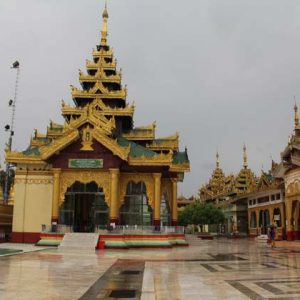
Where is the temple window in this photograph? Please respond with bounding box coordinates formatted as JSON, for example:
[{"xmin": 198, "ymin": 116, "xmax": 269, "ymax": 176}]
[{"xmin": 119, "ymin": 182, "xmax": 152, "ymax": 226}]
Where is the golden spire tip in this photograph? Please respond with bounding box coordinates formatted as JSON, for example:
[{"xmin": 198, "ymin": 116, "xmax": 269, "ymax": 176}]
[
  {"xmin": 294, "ymin": 97, "xmax": 299, "ymax": 128},
  {"xmin": 243, "ymin": 143, "xmax": 248, "ymax": 169},
  {"xmin": 216, "ymin": 151, "xmax": 220, "ymax": 169}
]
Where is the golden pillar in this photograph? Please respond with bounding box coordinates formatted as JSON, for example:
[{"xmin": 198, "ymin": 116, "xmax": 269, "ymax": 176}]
[
  {"xmin": 255, "ymin": 209, "xmax": 260, "ymax": 235},
  {"xmin": 52, "ymin": 168, "xmax": 61, "ymax": 222},
  {"xmin": 279, "ymin": 203, "xmax": 285, "ymax": 228},
  {"xmin": 171, "ymin": 179, "xmax": 178, "ymax": 226},
  {"xmin": 286, "ymin": 199, "xmax": 293, "ymax": 240},
  {"xmin": 269, "ymin": 207, "xmax": 274, "ymax": 226},
  {"xmin": 294, "ymin": 201, "xmax": 300, "ymax": 239},
  {"xmin": 153, "ymin": 173, "xmax": 161, "ymax": 226},
  {"xmin": 109, "ymin": 168, "xmax": 120, "ymax": 224}
]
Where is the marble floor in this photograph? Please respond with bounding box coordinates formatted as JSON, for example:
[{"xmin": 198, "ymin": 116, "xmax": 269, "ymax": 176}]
[{"xmin": 1, "ymin": 236, "xmax": 300, "ymax": 299}]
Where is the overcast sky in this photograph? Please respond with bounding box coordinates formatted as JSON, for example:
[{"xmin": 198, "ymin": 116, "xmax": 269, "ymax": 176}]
[{"xmin": 0, "ymin": 0, "xmax": 299, "ymax": 196}]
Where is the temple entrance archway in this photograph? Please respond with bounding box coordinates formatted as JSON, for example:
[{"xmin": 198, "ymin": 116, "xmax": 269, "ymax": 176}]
[
  {"xmin": 161, "ymin": 192, "xmax": 171, "ymax": 226},
  {"xmin": 119, "ymin": 181, "xmax": 153, "ymax": 226},
  {"xmin": 59, "ymin": 181, "xmax": 108, "ymax": 232},
  {"xmin": 259, "ymin": 209, "xmax": 270, "ymax": 235}
]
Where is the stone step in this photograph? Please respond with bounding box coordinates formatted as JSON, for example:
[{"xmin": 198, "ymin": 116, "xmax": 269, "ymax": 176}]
[{"xmin": 59, "ymin": 233, "xmax": 99, "ymax": 251}]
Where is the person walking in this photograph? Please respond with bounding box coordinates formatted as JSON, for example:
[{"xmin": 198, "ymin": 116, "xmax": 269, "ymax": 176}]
[{"xmin": 268, "ymin": 225, "xmax": 276, "ymax": 248}]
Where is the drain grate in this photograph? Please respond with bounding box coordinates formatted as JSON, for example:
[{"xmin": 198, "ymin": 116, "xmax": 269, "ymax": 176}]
[
  {"xmin": 121, "ymin": 270, "xmax": 141, "ymax": 275},
  {"xmin": 109, "ymin": 289, "xmax": 136, "ymax": 298}
]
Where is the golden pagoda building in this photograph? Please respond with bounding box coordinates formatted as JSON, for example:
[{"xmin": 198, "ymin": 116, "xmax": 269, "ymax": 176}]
[
  {"xmin": 200, "ymin": 146, "xmax": 256, "ymax": 235},
  {"xmin": 231, "ymin": 145, "xmax": 257, "ymax": 195},
  {"xmin": 273, "ymin": 104, "xmax": 300, "ymax": 241},
  {"xmin": 247, "ymin": 168, "xmax": 284, "ymax": 238},
  {"xmin": 215, "ymin": 145, "xmax": 256, "ymax": 235},
  {"xmin": 5, "ymin": 6, "xmax": 190, "ymax": 243},
  {"xmin": 199, "ymin": 152, "xmax": 234, "ymax": 203}
]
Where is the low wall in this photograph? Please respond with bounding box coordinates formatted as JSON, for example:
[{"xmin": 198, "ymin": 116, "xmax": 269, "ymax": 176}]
[{"xmin": 37, "ymin": 233, "xmax": 188, "ymax": 248}]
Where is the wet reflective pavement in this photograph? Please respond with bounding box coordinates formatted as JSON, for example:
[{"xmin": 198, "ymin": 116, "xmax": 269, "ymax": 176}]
[{"xmin": 2, "ymin": 237, "xmax": 300, "ymax": 299}]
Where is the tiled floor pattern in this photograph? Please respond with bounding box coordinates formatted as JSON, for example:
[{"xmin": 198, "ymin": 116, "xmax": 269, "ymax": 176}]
[
  {"xmin": 2, "ymin": 238, "xmax": 300, "ymax": 299},
  {"xmin": 80, "ymin": 259, "xmax": 144, "ymax": 299}
]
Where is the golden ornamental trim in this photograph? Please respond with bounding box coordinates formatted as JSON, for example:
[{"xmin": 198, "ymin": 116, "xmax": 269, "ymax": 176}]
[
  {"xmin": 128, "ymin": 152, "xmax": 173, "ymax": 166},
  {"xmin": 92, "ymin": 130, "xmax": 130, "ymax": 161},
  {"xmin": 66, "ymin": 106, "xmax": 115, "ymax": 135},
  {"xmin": 71, "ymin": 85, "xmax": 126, "ymax": 100},
  {"xmin": 92, "ymin": 48, "xmax": 113, "ymax": 58},
  {"xmin": 169, "ymin": 163, "xmax": 190, "ymax": 172},
  {"xmin": 79, "ymin": 69, "xmax": 121, "ymax": 84},
  {"xmin": 286, "ymin": 179, "xmax": 300, "ymax": 196},
  {"xmin": 86, "ymin": 58, "xmax": 116, "ymax": 70},
  {"xmin": 14, "ymin": 178, "xmax": 53, "ymax": 185},
  {"xmin": 40, "ymin": 130, "xmax": 80, "ymax": 160},
  {"xmin": 59, "ymin": 171, "xmax": 110, "ymax": 206}
]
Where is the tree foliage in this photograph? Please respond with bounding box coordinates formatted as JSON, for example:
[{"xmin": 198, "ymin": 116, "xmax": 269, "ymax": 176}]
[
  {"xmin": 178, "ymin": 202, "xmax": 225, "ymax": 226},
  {"xmin": 0, "ymin": 168, "xmax": 15, "ymax": 195}
]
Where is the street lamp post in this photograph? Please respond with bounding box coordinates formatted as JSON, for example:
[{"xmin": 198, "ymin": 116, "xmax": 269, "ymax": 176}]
[{"xmin": 3, "ymin": 61, "xmax": 20, "ymax": 205}]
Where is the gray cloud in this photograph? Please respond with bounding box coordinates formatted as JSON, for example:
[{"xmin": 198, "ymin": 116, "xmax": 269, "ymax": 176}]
[{"xmin": 0, "ymin": 0, "xmax": 298, "ymax": 196}]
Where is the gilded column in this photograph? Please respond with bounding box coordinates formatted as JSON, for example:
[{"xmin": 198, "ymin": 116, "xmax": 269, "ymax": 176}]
[
  {"xmin": 294, "ymin": 201, "xmax": 300, "ymax": 239},
  {"xmin": 286, "ymin": 199, "xmax": 293, "ymax": 241},
  {"xmin": 171, "ymin": 179, "xmax": 178, "ymax": 226},
  {"xmin": 269, "ymin": 207, "xmax": 274, "ymax": 226},
  {"xmin": 109, "ymin": 169, "xmax": 120, "ymax": 224},
  {"xmin": 153, "ymin": 173, "xmax": 161, "ymax": 227},
  {"xmin": 52, "ymin": 168, "xmax": 61, "ymax": 222},
  {"xmin": 255, "ymin": 209, "xmax": 259, "ymax": 235}
]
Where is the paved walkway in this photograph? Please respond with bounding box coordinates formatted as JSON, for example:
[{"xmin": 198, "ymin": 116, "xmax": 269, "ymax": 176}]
[{"xmin": 1, "ymin": 237, "xmax": 300, "ymax": 299}]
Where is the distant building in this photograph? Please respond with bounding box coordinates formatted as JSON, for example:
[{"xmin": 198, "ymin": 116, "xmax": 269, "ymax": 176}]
[
  {"xmin": 274, "ymin": 104, "xmax": 300, "ymax": 241},
  {"xmin": 177, "ymin": 195, "xmax": 197, "ymax": 212},
  {"xmin": 199, "ymin": 146, "xmax": 256, "ymax": 235}
]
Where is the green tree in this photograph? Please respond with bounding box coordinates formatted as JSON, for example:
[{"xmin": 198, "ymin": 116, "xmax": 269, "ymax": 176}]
[
  {"xmin": 0, "ymin": 168, "xmax": 15, "ymax": 196},
  {"xmin": 178, "ymin": 202, "xmax": 225, "ymax": 230}
]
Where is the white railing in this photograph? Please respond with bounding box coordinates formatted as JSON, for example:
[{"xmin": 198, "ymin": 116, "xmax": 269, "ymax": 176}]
[
  {"xmin": 96, "ymin": 225, "xmax": 185, "ymax": 235},
  {"xmin": 0, "ymin": 232, "xmax": 6, "ymax": 241},
  {"xmin": 41, "ymin": 224, "xmax": 73, "ymax": 233},
  {"xmin": 41, "ymin": 224, "xmax": 184, "ymax": 235}
]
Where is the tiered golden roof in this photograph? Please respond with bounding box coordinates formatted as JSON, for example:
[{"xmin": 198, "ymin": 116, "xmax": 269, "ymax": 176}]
[
  {"xmin": 200, "ymin": 146, "xmax": 257, "ymax": 202},
  {"xmin": 232, "ymin": 145, "xmax": 257, "ymax": 194},
  {"xmin": 273, "ymin": 104, "xmax": 300, "ymax": 177},
  {"xmin": 5, "ymin": 6, "xmax": 190, "ymax": 174},
  {"xmin": 199, "ymin": 152, "xmax": 235, "ymax": 201}
]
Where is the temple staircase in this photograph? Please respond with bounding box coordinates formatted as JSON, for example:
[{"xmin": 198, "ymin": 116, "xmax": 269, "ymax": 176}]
[{"xmin": 58, "ymin": 233, "xmax": 99, "ymax": 251}]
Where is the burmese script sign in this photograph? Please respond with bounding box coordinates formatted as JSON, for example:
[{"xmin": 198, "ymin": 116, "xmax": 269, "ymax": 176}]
[{"xmin": 68, "ymin": 159, "xmax": 103, "ymax": 169}]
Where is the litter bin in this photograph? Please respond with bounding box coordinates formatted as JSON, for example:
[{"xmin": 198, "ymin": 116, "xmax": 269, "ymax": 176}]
[{"xmin": 97, "ymin": 240, "xmax": 105, "ymax": 249}]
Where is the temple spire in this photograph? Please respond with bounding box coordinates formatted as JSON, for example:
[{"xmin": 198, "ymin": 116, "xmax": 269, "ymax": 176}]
[
  {"xmin": 216, "ymin": 151, "xmax": 220, "ymax": 169},
  {"xmin": 294, "ymin": 100, "xmax": 299, "ymax": 129},
  {"xmin": 243, "ymin": 144, "xmax": 248, "ymax": 169},
  {"xmin": 100, "ymin": 3, "xmax": 109, "ymax": 46}
]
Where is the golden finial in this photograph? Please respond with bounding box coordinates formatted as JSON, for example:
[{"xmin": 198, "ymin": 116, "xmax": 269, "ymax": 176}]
[
  {"xmin": 243, "ymin": 143, "xmax": 248, "ymax": 169},
  {"xmin": 100, "ymin": 2, "xmax": 109, "ymax": 46},
  {"xmin": 294, "ymin": 97, "xmax": 299, "ymax": 128},
  {"xmin": 216, "ymin": 151, "xmax": 220, "ymax": 169}
]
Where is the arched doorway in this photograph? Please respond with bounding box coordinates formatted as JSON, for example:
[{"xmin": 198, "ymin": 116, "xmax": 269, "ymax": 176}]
[
  {"xmin": 160, "ymin": 192, "xmax": 171, "ymax": 226},
  {"xmin": 119, "ymin": 181, "xmax": 153, "ymax": 226},
  {"xmin": 273, "ymin": 207, "xmax": 281, "ymax": 227},
  {"xmin": 59, "ymin": 181, "xmax": 108, "ymax": 232},
  {"xmin": 250, "ymin": 211, "xmax": 257, "ymax": 228},
  {"xmin": 259, "ymin": 209, "xmax": 270, "ymax": 235}
]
